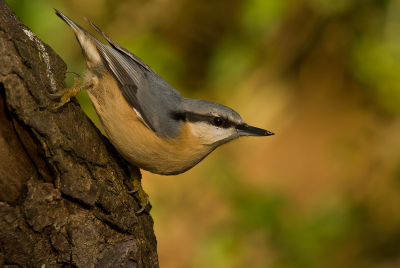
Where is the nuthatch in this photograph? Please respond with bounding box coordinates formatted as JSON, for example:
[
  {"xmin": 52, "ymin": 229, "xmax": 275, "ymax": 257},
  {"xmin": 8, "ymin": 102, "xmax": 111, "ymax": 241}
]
[{"xmin": 51, "ymin": 10, "xmax": 274, "ymax": 212}]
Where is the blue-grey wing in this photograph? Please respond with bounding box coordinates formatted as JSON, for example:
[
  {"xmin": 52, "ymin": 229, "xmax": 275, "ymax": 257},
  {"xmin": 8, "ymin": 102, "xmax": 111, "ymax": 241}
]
[
  {"xmin": 92, "ymin": 38, "xmax": 184, "ymax": 138},
  {"xmin": 84, "ymin": 18, "xmax": 184, "ymax": 136},
  {"xmin": 95, "ymin": 43, "xmax": 157, "ymax": 131}
]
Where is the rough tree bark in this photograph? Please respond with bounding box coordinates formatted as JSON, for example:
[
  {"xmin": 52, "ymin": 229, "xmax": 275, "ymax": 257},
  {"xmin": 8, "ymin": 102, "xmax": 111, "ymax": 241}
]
[{"xmin": 0, "ymin": 1, "xmax": 159, "ymax": 267}]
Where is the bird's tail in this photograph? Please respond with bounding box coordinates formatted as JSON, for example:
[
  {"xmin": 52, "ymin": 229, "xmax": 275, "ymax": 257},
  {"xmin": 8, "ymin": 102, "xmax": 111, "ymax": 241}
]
[
  {"xmin": 54, "ymin": 9, "xmax": 102, "ymax": 66},
  {"xmin": 54, "ymin": 9, "xmax": 86, "ymax": 35}
]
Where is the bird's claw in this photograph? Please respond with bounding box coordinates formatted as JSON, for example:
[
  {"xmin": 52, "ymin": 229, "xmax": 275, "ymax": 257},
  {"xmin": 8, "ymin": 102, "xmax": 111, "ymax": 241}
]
[
  {"xmin": 47, "ymin": 72, "xmax": 84, "ymax": 110},
  {"xmin": 129, "ymin": 187, "xmax": 139, "ymax": 194},
  {"xmin": 67, "ymin": 72, "xmax": 82, "ymax": 87},
  {"xmin": 129, "ymin": 179, "xmax": 150, "ymax": 214},
  {"xmin": 135, "ymin": 196, "xmax": 149, "ymax": 214},
  {"xmin": 46, "ymin": 88, "xmax": 80, "ymax": 110}
]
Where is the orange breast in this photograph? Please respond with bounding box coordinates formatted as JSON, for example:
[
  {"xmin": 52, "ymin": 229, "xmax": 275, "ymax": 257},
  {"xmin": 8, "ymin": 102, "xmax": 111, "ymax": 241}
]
[{"xmin": 85, "ymin": 70, "xmax": 212, "ymax": 175}]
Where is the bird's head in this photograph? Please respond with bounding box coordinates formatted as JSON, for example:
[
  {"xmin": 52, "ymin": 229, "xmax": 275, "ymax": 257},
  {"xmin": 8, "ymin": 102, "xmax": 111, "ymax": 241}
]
[{"xmin": 173, "ymin": 98, "xmax": 274, "ymax": 148}]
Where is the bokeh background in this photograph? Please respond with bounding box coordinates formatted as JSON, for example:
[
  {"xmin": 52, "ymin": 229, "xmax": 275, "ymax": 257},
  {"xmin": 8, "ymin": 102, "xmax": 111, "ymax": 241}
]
[{"xmin": 7, "ymin": 0, "xmax": 400, "ymax": 267}]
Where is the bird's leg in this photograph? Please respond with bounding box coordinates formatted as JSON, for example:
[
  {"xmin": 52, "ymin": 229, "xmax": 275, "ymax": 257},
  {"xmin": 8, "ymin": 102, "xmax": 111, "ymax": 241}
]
[
  {"xmin": 47, "ymin": 72, "xmax": 93, "ymax": 109},
  {"xmin": 128, "ymin": 171, "xmax": 150, "ymax": 214}
]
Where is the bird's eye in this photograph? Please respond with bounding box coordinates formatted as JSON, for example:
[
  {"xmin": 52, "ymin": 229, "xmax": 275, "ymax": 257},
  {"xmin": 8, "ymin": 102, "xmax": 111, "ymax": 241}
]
[{"xmin": 213, "ymin": 117, "xmax": 223, "ymax": 127}]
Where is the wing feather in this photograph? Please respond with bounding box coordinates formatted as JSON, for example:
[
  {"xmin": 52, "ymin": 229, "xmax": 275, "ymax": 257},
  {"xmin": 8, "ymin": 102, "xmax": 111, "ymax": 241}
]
[
  {"xmin": 85, "ymin": 18, "xmax": 157, "ymax": 75},
  {"xmin": 94, "ymin": 42, "xmax": 156, "ymax": 132},
  {"xmin": 56, "ymin": 10, "xmax": 163, "ymax": 133}
]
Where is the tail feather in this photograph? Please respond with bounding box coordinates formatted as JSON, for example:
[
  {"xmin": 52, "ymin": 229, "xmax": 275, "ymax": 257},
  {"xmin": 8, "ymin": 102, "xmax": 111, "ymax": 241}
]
[
  {"xmin": 54, "ymin": 9, "xmax": 102, "ymax": 66},
  {"xmin": 54, "ymin": 9, "xmax": 155, "ymax": 73},
  {"xmin": 54, "ymin": 9, "xmax": 83, "ymax": 32},
  {"xmin": 84, "ymin": 18, "xmax": 156, "ymax": 75}
]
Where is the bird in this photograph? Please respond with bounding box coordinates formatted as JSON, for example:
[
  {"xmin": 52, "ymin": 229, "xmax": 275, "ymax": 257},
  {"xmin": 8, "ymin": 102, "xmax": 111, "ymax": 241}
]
[{"xmin": 50, "ymin": 9, "xmax": 274, "ymax": 213}]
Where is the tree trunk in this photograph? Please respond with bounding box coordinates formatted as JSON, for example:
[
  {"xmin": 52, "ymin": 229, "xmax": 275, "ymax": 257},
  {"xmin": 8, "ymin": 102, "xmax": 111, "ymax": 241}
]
[{"xmin": 0, "ymin": 1, "xmax": 159, "ymax": 267}]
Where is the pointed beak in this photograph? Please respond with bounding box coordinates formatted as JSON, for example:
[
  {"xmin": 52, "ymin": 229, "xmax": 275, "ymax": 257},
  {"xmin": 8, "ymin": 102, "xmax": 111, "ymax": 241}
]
[{"xmin": 237, "ymin": 124, "xmax": 274, "ymax": 137}]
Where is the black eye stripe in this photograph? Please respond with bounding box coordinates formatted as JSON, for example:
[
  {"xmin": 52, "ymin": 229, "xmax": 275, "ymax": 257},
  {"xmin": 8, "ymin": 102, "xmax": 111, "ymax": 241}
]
[
  {"xmin": 171, "ymin": 112, "xmax": 186, "ymax": 122},
  {"xmin": 171, "ymin": 112, "xmax": 236, "ymax": 128}
]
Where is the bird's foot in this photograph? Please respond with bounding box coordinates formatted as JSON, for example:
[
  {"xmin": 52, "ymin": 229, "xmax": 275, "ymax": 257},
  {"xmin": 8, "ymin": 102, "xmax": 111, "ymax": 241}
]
[
  {"xmin": 47, "ymin": 72, "xmax": 89, "ymax": 110},
  {"xmin": 129, "ymin": 177, "xmax": 150, "ymax": 214}
]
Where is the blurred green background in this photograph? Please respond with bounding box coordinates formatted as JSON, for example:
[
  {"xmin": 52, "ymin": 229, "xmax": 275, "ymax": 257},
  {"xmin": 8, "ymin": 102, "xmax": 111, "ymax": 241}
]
[{"xmin": 7, "ymin": 0, "xmax": 400, "ymax": 267}]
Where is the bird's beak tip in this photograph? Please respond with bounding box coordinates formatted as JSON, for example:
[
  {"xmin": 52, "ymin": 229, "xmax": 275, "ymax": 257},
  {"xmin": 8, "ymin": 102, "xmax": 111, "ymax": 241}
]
[
  {"xmin": 265, "ymin": 130, "xmax": 274, "ymax": 136},
  {"xmin": 238, "ymin": 124, "xmax": 274, "ymax": 137}
]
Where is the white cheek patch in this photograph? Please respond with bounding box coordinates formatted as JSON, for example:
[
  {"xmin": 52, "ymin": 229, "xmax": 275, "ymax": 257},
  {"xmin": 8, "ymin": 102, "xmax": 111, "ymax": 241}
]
[{"xmin": 189, "ymin": 122, "xmax": 237, "ymax": 145}]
